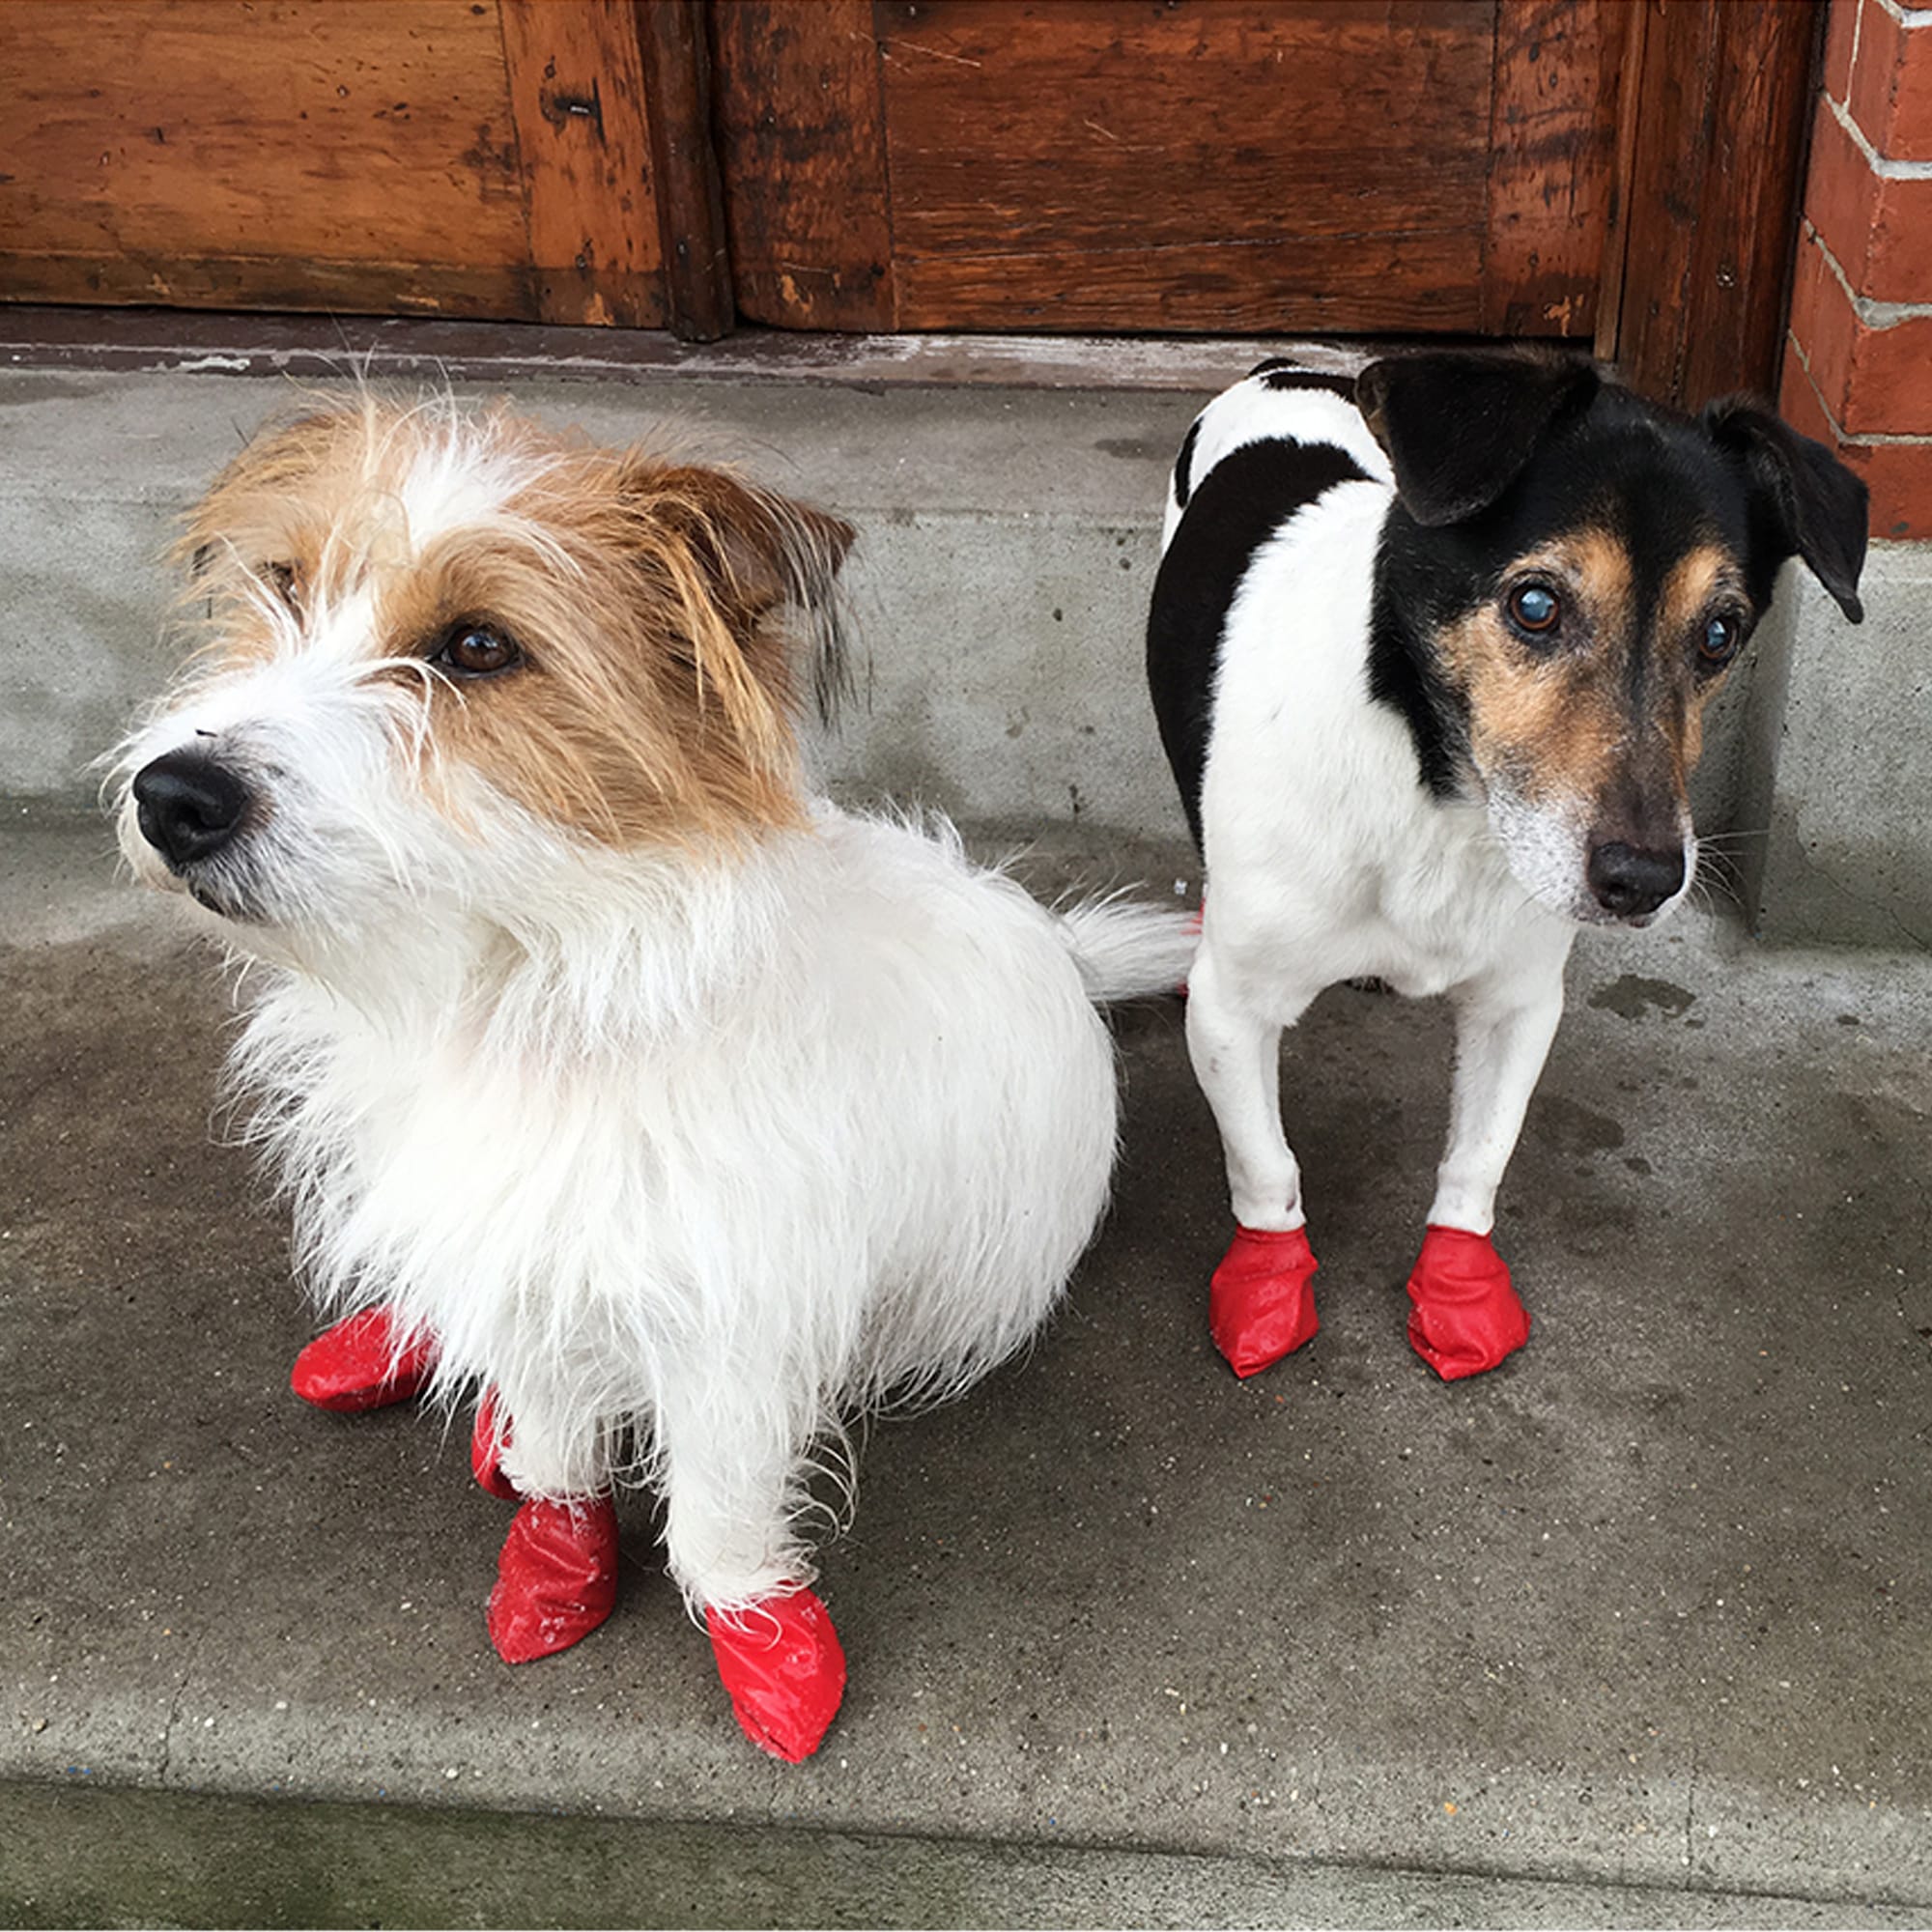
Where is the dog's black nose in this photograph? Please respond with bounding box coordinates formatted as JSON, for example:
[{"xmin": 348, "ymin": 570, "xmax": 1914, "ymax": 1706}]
[
  {"xmin": 132, "ymin": 750, "xmax": 252, "ymax": 870},
  {"xmin": 1586, "ymin": 841, "xmax": 1685, "ymax": 919}
]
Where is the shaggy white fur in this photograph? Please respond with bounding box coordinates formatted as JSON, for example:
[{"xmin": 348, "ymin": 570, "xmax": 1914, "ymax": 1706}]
[{"xmin": 116, "ymin": 398, "xmax": 1196, "ymax": 1611}]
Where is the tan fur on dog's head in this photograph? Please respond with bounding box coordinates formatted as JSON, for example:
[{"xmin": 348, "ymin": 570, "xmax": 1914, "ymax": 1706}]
[{"xmin": 181, "ymin": 396, "xmax": 853, "ymax": 850}]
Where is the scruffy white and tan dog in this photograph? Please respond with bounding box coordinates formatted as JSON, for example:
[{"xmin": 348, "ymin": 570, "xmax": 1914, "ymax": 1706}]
[{"xmin": 114, "ymin": 395, "xmax": 1192, "ymax": 1761}]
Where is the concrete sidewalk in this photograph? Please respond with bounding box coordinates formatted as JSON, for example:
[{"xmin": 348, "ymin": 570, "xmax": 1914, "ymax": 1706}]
[{"xmin": 4, "ymin": 806, "xmax": 1929, "ymax": 1926}]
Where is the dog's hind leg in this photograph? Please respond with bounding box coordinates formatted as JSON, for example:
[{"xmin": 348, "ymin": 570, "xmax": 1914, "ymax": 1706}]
[
  {"xmin": 1186, "ymin": 945, "xmax": 1323, "ymax": 1377},
  {"xmin": 1406, "ymin": 942, "xmax": 1569, "ymax": 1380},
  {"xmin": 655, "ymin": 1375, "xmax": 847, "ymax": 1764}
]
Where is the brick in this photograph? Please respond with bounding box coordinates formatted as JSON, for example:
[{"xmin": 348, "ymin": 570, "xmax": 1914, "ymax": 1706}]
[
  {"xmin": 1855, "ymin": 438, "xmax": 1932, "ymax": 539},
  {"xmin": 1825, "ymin": 0, "xmax": 1859, "ymax": 102},
  {"xmin": 1802, "ymin": 99, "xmax": 1932, "ymax": 301},
  {"xmin": 1776, "ymin": 352, "xmax": 1932, "ymax": 539},
  {"xmin": 1780, "ymin": 347, "xmax": 1841, "ymax": 445},
  {"xmin": 1785, "ymin": 228, "xmax": 1849, "ymax": 401},
  {"xmin": 1838, "ymin": 311, "xmax": 1932, "ymax": 435},
  {"xmin": 1847, "ymin": 0, "xmax": 1932, "ymax": 160},
  {"xmin": 1786, "ymin": 228, "xmax": 1932, "ymax": 434}
]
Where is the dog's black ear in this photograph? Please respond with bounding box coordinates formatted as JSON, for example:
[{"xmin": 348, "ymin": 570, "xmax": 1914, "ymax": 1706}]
[
  {"xmin": 1356, "ymin": 353, "xmax": 1601, "ymax": 526},
  {"xmin": 1702, "ymin": 398, "xmax": 1868, "ymax": 623}
]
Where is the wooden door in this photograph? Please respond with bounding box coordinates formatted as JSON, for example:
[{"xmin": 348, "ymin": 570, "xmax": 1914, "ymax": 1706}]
[
  {"xmin": 713, "ymin": 0, "xmax": 1632, "ymax": 340},
  {"xmin": 0, "ymin": 0, "xmax": 677, "ymax": 327},
  {"xmin": 0, "ymin": 0, "xmax": 1825, "ymax": 405}
]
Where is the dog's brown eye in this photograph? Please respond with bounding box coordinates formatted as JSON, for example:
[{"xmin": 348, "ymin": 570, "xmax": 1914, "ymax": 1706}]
[
  {"xmin": 432, "ymin": 623, "xmax": 523, "ymax": 678},
  {"xmin": 1507, "ymin": 583, "xmax": 1561, "ymax": 635},
  {"xmin": 262, "ymin": 561, "xmax": 300, "ymax": 611}
]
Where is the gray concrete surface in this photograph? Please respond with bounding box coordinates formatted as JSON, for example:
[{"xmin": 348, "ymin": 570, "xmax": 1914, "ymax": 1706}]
[
  {"xmin": 6, "ymin": 1783, "xmax": 1929, "ymax": 1931},
  {"xmin": 0, "ymin": 363, "xmax": 1823, "ymax": 873},
  {"xmin": 1750, "ymin": 549, "xmax": 1932, "ymax": 952},
  {"xmin": 4, "ymin": 807, "xmax": 1930, "ymax": 1925}
]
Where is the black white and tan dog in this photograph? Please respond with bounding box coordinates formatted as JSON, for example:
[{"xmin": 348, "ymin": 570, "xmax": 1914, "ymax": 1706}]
[{"xmin": 1147, "ymin": 352, "xmax": 1867, "ymax": 1380}]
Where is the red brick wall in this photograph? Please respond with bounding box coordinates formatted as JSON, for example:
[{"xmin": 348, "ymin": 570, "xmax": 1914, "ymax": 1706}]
[{"xmin": 1782, "ymin": 0, "xmax": 1932, "ymax": 539}]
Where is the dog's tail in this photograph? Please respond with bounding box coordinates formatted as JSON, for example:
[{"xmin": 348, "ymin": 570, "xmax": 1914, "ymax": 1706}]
[{"xmin": 1055, "ymin": 895, "xmax": 1198, "ymax": 1003}]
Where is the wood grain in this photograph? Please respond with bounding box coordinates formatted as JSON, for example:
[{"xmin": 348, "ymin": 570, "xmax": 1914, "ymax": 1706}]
[
  {"xmin": 0, "ymin": 250, "xmax": 540, "ymax": 322},
  {"xmin": 635, "ymin": 0, "xmax": 733, "ymax": 340},
  {"xmin": 881, "ymin": 0, "xmax": 1492, "ymax": 243},
  {"xmin": 1481, "ymin": 0, "xmax": 1634, "ymax": 338},
  {"xmin": 894, "ymin": 231, "xmax": 1486, "ymax": 336},
  {"xmin": 498, "ymin": 0, "xmax": 665, "ymax": 327},
  {"xmin": 0, "ymin": 0, "xmax": 530, "ymax": 314},
  {"xmin": 872, "ymin": 0, "xmax": 1494, "ymax": 334},
  {"xmin": 1607, "ymin": 0, "xmax": 1821, "ymax": 409},
  {"xmin": 710, "ymin": 0, "xmax": 895, "ymax": 330}
]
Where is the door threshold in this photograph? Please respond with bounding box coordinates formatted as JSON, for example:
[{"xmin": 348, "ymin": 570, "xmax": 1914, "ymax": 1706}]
[{"xmin": 0, "ymin": 303, "xmax": 1394, "ymax": 393}]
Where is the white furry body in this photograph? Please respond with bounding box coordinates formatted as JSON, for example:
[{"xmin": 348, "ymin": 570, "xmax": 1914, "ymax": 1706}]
[
  {"xmin": 226, "ymin": 807, "xmax": 1183, "ymax": 1606},
  {"xmin": 1164, "ymin": 376, "xmax": 1577, "ymax": 1238},
  {"xmin": 112, "ymin": 397, "xmax": 1195, "ymax": 1615}
]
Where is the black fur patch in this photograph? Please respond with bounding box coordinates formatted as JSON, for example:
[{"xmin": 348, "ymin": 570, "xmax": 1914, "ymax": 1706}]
[
  {"xmin": 1172, "ymin": 414, "xmax": 1203, "ymax": 511},
  {"xmin": 1367, "ymin": 555, "xmax": 1465, "ymax": 801},
  {"xmin": 1248, "ymin": 360, "xmax": 1359, "ymax": 400},
  {"xmin": 1148, "ymin": 438, "xmax": 1370, "ymax": 848}
]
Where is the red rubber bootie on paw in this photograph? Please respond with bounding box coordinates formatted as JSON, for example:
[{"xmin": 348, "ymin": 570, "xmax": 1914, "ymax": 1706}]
[
  {"xmin": 1208, "ymin": 1224, "xmax": 1320, "ymax": 1378},
  {"xmin": 486, "ymin": 1495, "xmax": 619, "ymax": 1663},
  {"xmin": 289, "ymin": 1307, "xmax": 436, "ymax": 1413},
  {"xmin": 469, "ymin": 1388, "xmax": 520, "ymax": 1500},
  {"xmin": 706, "ymin": 1586, "xmax": 847, "ymax": 1763},
  {"xmin": 1406, "ymin": 1225, "xmax": 1530, "ymax": 1380}
]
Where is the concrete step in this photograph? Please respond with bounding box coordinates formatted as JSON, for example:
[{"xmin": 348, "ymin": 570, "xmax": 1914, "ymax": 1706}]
[
  {"xmin": 10, "ymin": 344, "xmax": 1927, "ymax": 950},
  {"xmin": 2, "ymin": 357, "xmax": 1212, "ymax": 841},
  {"xmin": 5, "ymin": 809, "xmax": 1931, "ymax": 1925}
]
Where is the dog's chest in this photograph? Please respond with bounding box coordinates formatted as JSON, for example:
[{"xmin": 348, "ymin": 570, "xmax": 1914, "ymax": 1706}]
[
  {"xmin": 1196, "ymin": 490, "xmax": 1569, "ymax": 998},
  {"xmin": 254, "ymin": 993, "xmax": 692, "ymax": 1322}
]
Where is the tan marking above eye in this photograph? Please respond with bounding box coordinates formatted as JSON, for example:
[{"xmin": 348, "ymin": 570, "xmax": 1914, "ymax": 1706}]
[{"xmin": 1494, "ymin": 529, "xmax": 1634, "ymax": 645}]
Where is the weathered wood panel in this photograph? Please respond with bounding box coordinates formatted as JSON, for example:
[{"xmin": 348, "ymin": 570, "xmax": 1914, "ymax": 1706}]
[
  {"xmin": 0, "ymin": 1, "xmax": 534, "ymax": 316},
  {"xmin": 711, "ymin": 0, "xmax": 896, "ymax": 330},
  {"xmin": 893, "ymin": 230, "xmax": 1488, "ymax": 335},
  {"xmin": 1481, "ymin": 0, "xmax": 1633, "ymax": 338},
  {"xmin": 636, "ymin": 0, "xmax": 734, "ymax": 340},
  {"xmin": 499, "ymin": 0, "xmax": 666, "ymax": 327},
  {"xmin": 1602, "ymin": 0, "xmax": 1821, "ymax": 409},
  {"xmin": 875, "ymin": 0, "xmax": 1492, "ymax": 333}
]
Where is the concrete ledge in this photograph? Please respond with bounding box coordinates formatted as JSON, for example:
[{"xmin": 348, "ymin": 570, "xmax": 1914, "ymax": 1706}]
[
  {"xmin": 5, "ymin": 810, "xmax": 1932, "ymax": 1920},
  {"xmin": 1749, "ymin": 546, "xmax": 1932, "ymax": 951},
  {"xmin": 6, "ymin": 1782, "xmax": 1926, "ymax": 1931}
]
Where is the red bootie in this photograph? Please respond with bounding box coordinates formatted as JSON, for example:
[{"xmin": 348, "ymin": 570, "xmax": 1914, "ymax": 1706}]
[
  {"xmin": 486, "ymin": 1495, "xmax": 620, "ymax": 1663},
  {"xmin": 469, "ymin": 1388, "xmax": 519, "ymax": 1500},
  {"xmin": 705, "ymin": 1585, "xmax": 847, "ymax": 1763},
  {"xmin": 1406, "ymin": 1225, "xmax": 1531, "ymax": 1380},
  {"xmin": 289, "ymin": 1307, "xmax": 436, "ymax": 1413},
  {"xmin": 1208, "ymin": 1224, "xmax": 1321, "ymax": 1378}
]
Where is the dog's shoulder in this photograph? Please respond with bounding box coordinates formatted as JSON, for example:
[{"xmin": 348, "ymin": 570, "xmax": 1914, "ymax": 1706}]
[
  {"xmin": 1149, "ymin": 365, "xmax": 1393, "ymax": 846},
  {"xmin": 1164, "ymin": 363, "xmax": 1391, "ymax": 540}
]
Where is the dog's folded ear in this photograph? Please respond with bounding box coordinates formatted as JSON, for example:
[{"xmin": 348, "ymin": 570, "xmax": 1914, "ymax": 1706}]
[
  {"xmin": 622, "ymin": 461, "xmax": 857, "ymax": 724},
  {"xmin": 1701, "ymin": 399, "xmax": 1868, "ymax": 624},
  {"xmin": 1356, "ymin": 353, "xmax": 1601, "ymax": 527}
]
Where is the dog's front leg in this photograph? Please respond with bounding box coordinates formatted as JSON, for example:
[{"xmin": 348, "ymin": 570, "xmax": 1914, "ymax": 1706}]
[
  {"xmin": 1186, "ymin": 943, "xmax": 1323, "ymax": 1377},
  {"xmin": 477, "ymin": 1379, "xmax": 620, "ymax": 1667},
  {"xmin": 1406, "ymin": 940, "xmax": 1570, "ymax": 1380},
  {"xmin": 656, "ymin": 1376, "xmax": 846, "ymax": 1763}
]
